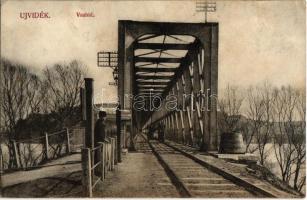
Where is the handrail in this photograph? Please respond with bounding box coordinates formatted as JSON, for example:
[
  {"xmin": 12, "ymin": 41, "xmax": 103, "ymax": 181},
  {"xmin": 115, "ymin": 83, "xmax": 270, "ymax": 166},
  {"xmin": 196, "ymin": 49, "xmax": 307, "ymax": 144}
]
[
  {"xmin": 47, "ymin": 129, "xmax": 66, "ymax": 137},
  {"xmin": 91, "ymin": 145, "xmax": 102, "ymax": 152},
  {"xmin": 2, "ymin": 128, "xmax": 72, "ymax": 172},
  {"xmin": 16, "ymin": 136, "xmax": 45, "ymax": 143},
  {"xmin": 82, "ymin": 136, "xmax": 118, "ymax": 197},
  {"xmin": 15, "ymin": 129, "xmax": 66, "ymax": 144}
]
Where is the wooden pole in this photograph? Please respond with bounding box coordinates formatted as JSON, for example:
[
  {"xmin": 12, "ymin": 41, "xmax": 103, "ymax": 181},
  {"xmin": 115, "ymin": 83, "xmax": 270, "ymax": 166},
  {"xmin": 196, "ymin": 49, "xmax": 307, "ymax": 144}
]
[
  {"xmin": 0, "ymin": 147, "xmax": 3, "ymax": 175},
  {"xmin": 12, "ymin": 140, "xmax": 20, "ymax": 168},
  {"xmin": 107, "ymin": 140, "xmax": 111, "ymax": 171},
  {"xmin": 81, "ymin": 148, "xmax": 92, "ymax": 197},
  {"xmin": 111, "ymin": 138, "xmax": 115, "ymax": 170},
  {"xmin": 98, "ymin": 142, "xmax": 105, "ymax": 182},
  {"xmin": 114, "ymin": 136, "xmax": 118, "ymax": 165},
  {"xmin": 45, "ymin": 132, "xmax": 49, "ymax": 160},
  {"xmin": 116, "ymin": 105, "xmax": 122, "ymax": 162},
  {"xmin": 66, "ymin": 128, "xmax": 71, "ymax": 154},
  {"xmin": 109, "ymin": 138, "xmax": 112, "ymax": 170},
  {"xmin": 103, "ymin": 142, "xmax": 107, "ymax": 177},
  {"xmin": 106, "ymin": 142, "xmax": 109, "ymax": 171}
]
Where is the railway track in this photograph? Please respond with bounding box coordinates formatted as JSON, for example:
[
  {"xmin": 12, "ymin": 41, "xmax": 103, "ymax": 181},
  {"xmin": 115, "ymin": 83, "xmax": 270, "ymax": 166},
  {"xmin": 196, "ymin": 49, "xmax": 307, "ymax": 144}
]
[{"xmin": 149, "ymin": 141, "xmax": 266, "ymax": 198}]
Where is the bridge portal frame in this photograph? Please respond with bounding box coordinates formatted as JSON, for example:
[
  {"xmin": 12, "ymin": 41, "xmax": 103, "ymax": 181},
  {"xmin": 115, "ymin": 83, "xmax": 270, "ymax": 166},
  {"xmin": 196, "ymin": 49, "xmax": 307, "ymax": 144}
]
[{"xmin": 118, "ymin": 20, "xmax": 218, "ymax": 151}]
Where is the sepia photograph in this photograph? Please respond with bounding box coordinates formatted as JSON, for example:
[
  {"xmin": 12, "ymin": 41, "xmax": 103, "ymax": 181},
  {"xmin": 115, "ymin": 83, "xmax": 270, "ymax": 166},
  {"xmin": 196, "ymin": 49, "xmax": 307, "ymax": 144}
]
[{"xmin": 0, "ymin": 0, "xmax": 306, "ymax": 198}]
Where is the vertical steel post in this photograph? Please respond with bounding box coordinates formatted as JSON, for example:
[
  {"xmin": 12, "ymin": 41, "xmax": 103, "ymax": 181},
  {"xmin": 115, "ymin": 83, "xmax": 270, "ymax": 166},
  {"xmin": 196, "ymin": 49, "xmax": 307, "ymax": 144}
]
[
  {"xmin": 116, "ymin": 105, "xmax": 121, "ymax": 162},
  {"xmin": 84, "ymin": 78, "xmax": 95, "ymax": 185},
  {"xmin": 80, "ymin": 87, "xmax": 86, "ymax": 121},
  {"xmin": 84, "ymin": 78, "xmax": 94, "ymax": 149}
]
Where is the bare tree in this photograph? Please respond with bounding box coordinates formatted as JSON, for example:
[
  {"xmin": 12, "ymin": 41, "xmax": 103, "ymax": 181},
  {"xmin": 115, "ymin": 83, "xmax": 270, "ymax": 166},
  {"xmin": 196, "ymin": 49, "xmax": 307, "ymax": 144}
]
[
  {"xmin": 43, "ymin": 60, "xmax": 86, "ymax": 128},
  {"xmin": 218, "ymin": 83, "xmax": 305, "ymax": 192},
  {"xmin": 272, "ymin": 86, "xmax": 297, "ymax": 184},
  {"xmin": 42, "ymin": 60, "xmax": 86, "ymax": 160},
  {"xmin": 0, "ymin": 59, "xmax": 87, "ymax": 169},
  {"xmin": 245, "ymin": 86, "xmax": 265, "ymax": 154},
  {"xmin": 244, "ymin": 83, "xmax": 282, "ymax": 166},
  {"xmin": 256, "ymin": 83, "xmax": 275, "ymax": 165},
  {"xmin": 0, "ymin": 59, "xmax": 43, "ymax": 168},
  {"xmin": 218, "ymin": 85, "xmax": 244, "ymax": 133},
  {"xmin": 291, "ymin": 89, "xmax": 305, "ymax": 192}
]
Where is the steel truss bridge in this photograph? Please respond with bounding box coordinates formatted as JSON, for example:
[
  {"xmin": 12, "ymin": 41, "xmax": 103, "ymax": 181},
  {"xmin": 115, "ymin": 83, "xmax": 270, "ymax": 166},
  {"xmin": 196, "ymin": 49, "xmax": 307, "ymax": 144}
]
[{"xmin": 118, "ymin": 21, "xmax": 218, "ymax": 151}]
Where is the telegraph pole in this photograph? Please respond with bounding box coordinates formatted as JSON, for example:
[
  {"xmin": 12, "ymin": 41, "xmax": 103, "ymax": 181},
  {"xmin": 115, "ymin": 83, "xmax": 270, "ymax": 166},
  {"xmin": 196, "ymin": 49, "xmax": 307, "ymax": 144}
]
[
  {"xmin": 97, "ymin": 51, "xmax": 122, "ymax": 162},
  {"xmin": 196, "ymin": 1, "xmax": 216, "ymax": 22}
]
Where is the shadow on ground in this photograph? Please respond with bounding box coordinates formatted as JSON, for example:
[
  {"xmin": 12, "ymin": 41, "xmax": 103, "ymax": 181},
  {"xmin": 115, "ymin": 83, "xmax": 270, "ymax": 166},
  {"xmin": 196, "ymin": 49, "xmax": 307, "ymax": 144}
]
[{"xmin": 2, "ymin": 171, "xmax": 83, "ymax": 197}]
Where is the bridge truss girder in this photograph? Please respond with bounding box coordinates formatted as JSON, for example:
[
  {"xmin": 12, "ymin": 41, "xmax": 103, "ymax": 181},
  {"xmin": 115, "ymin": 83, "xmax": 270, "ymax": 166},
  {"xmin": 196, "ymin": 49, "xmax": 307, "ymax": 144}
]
[{"xmin": 118, "ymin": 20, "xmax": 218, "ymax": 151}]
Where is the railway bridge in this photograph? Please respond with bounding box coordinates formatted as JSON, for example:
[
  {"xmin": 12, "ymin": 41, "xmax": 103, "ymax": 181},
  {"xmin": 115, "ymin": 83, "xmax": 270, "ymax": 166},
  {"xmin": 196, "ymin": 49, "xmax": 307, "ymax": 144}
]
[
  {"xmin": 1, "ymin": 21, "xmax": 300, "ymax": 198},
  {"xmin": 117, "ymin": 20, "xmax": 218, "ymax": 151},
  {"xmin": 85, "ymin": 20, "xmax": 296, "ymax": 198},
  {"xmin": 77, "ymin": 20, "xmax": 295, "ymax": 197}
]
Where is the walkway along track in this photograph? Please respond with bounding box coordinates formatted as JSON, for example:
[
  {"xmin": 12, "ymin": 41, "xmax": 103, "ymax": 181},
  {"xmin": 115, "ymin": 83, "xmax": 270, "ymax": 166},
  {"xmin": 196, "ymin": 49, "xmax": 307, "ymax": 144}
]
[{"xmin": 149, "ymin": 141, "xmax": 266, "ymax": 198}]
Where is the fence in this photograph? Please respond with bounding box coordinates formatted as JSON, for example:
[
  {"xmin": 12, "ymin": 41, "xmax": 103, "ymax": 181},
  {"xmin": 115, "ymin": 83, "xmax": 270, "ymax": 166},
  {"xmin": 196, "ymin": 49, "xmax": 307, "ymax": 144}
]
[
  {"xmin": 0, "ymin": 147, "xmax": 3, "ymax": 175},
  {"xmin": 82, "ymin": 136, "xmax": 117, "ymax": 197},
  {"xmin": 0, "ymin": 127, "xmax": 83, "ymax": 173},
  {"xmin": 70, "ymin": 127, "xmax": 85, "ymax": 152}
]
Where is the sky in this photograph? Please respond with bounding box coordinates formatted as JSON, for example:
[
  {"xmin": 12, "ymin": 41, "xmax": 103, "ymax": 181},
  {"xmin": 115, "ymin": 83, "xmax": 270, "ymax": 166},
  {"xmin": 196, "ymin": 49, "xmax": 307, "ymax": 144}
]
[{"xmin": 1, "ymin": 0, "xmax": 306, "ymax": 103}]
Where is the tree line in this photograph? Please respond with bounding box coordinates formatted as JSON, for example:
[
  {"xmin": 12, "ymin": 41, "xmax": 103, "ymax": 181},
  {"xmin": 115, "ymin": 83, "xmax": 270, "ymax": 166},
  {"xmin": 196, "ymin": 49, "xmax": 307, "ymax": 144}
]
[
  {"xmin": 0, "ymin": 59, "xmax": 87, "ymax": 168},
  {"xmin": 218, "ymin": 83, "xmax": 305, "ymax": 192},
  {"xmin": 0, "ymin": 58, "xmax": 304, "ymax": 192}
]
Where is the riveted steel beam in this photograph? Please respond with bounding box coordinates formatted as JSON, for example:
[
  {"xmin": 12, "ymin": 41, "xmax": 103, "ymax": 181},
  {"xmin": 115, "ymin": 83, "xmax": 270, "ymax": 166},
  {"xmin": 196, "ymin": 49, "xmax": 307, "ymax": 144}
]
[
  {"xmin": 135, "ymin": 68, "xmax": 178, "ymax": 73},
  {"xmin": 136, "ymin": 75, "xmax": 173, "ymax": 80},
  {"xmin": 134, "ymin": 43, "xmax": 192, "ymax": 50},
  {"xmin": 135, "ymin": 57, "xmax": 182, "ymax": 63}
]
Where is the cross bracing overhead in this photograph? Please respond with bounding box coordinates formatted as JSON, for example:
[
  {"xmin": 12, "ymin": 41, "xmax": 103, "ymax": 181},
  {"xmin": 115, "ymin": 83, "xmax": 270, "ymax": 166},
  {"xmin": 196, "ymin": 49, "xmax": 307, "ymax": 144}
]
[{"xmin": 134, "ymin": 34, "xmax": 197, "ymax": 96}]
